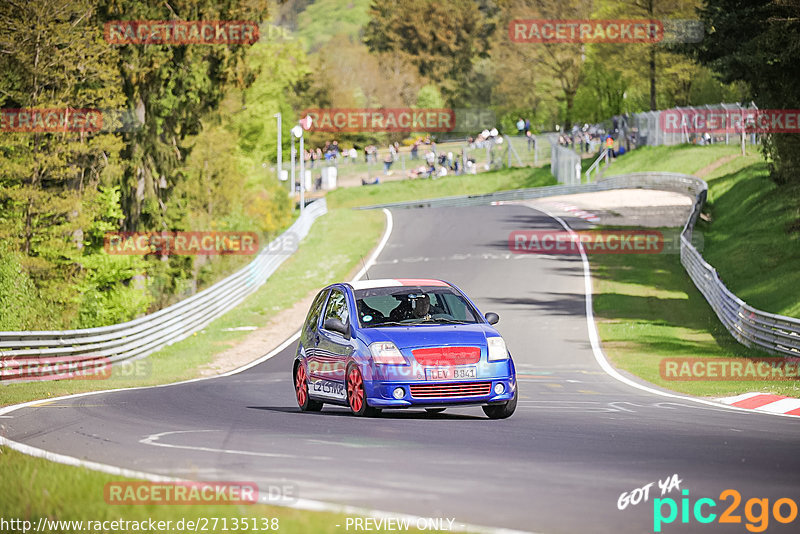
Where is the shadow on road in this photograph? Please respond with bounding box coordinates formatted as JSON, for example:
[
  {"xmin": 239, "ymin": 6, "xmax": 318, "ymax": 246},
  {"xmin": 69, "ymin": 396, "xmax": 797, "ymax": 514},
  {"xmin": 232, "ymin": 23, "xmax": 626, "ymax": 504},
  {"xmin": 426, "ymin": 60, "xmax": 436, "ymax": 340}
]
[{"xmin": 247, "ymin": 405, "xmax": 486, "ymax": 420}]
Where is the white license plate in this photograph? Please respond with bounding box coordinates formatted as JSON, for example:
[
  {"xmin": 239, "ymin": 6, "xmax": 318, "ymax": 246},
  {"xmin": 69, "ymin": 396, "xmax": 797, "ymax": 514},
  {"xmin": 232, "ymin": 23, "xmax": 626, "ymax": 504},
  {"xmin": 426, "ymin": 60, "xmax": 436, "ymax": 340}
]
[{"xmin": 425, "ymin": 366, "xmax": 477, "ymax": 380}]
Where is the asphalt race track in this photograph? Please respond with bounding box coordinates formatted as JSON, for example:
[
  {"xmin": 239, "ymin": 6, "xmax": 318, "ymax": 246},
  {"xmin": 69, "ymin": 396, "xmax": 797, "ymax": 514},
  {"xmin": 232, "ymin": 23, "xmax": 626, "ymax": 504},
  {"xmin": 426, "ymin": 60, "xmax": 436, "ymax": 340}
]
[{"xmin": 4, "ymin": 204, "xmax": 800, "ymax": 533}]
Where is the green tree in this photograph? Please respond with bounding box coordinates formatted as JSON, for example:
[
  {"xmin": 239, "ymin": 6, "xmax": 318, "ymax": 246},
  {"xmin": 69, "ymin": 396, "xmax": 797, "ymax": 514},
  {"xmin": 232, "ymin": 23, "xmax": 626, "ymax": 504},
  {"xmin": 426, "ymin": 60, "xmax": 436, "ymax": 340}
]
[
  {"xmin": 594, "ymin": 0, "xmax": 698, "ymax": 110},
  {"xmin": 504, "ymin": 0, "xmax": 594, "ymax": 128},
  {"xmin": 693, "ymin": 0, "xmax": 800, "ymax": 185},
  {"xmin": 572, "ymin": 57, "xmax": 629, "ymax": 124},
  {"xmin": 364, "ymin": 0, "xmax": 497, "ymax": 103},
  {"xmin": 0, "ymin": 243, "xmax": 52, "ymax": 330},
  {"xmin": 95, "ymin": 0, "xmax": 270, "ymax": 232},
  {"xmin": 0, "ymin": 0, "xmax": 126, "ymax": 318}
]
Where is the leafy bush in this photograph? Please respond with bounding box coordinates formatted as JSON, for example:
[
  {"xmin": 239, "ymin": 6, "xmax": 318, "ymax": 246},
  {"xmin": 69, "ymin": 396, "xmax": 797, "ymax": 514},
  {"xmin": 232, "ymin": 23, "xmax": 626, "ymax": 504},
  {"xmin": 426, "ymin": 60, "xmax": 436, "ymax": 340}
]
[
  {"xmin": 0, "ymin": 244, "xmax": 52, "ymax": 330},
  {"xmin": 76, "ymin": 254, "xmax": 151, "ymax": 329}
]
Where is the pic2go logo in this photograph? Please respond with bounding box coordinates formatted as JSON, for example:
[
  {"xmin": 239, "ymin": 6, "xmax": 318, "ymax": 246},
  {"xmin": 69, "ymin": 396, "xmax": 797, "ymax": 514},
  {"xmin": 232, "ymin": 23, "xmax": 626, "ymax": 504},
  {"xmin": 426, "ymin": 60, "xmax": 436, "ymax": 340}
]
[
  {"xmin": 653, "ymin": 489, "xmax": 799, "ymax": 532},
  {"xmin": 618, "ymin": 474, "xmax": 683, "ymax": 510}
]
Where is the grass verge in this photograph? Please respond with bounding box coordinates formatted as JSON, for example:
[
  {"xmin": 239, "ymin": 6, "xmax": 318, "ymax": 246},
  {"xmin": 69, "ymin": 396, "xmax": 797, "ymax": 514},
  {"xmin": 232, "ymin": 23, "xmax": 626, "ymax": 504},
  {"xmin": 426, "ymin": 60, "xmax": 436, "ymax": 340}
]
[
  {"xmin": 0, "ymin": 446, "xmax": 421, "ymax": 534},
  {"xmin": 593, "ymin": 143, "xmax": 800, "ymax": 398},
  {"xmin": 1, "ymin": 208, "xmax": 385, "ymax": 407},
  {"xmin": 603, "ymin": 143, "xmax": 742, "ymax": 176},
  {"xmin": 327, "ymin": 165, "xmax": 556, "ymax": 209}
]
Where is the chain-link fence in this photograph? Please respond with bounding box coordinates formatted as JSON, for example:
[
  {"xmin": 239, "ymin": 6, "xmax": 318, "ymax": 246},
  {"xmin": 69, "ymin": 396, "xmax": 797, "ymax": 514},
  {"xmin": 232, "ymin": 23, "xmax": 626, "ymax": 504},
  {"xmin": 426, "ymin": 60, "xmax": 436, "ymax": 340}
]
[
  {"xmin": 557, "ymin": 102, "xmax": 765, "ymax": 184},
  {"xmin": 550, "ymin": 136, "xmax": 581, "ymax": 186},
  {"xmin": 626, "ymin": 102, "xmax": 761, "ymax": 148},
  {"xmin": 302, "ymin": 133, "xmax": 555, "ymax": 188}
]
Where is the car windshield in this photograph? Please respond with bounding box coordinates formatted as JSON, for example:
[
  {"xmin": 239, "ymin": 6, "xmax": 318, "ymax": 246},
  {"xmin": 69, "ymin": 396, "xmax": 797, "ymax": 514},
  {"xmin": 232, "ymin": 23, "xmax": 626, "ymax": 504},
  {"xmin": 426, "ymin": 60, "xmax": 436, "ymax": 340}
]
[{"xmin": 353, "ymin": 286, "xmax": 481, "ymax": 328}]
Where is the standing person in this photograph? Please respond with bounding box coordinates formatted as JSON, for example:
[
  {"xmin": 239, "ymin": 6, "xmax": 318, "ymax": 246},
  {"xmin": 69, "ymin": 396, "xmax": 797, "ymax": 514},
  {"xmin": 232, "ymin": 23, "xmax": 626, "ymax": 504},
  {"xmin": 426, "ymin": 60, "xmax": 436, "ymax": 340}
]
[
  {"xmin": 516, "ymin": 117, "xmax": 525, "ymax": 134},
  {"xmin": 424, "ymin": 147, "xmax": 436, "ymax": 174},
  {"xmin": 524, "ymin": 118, "xmax": 531, "ymax": 134},
  {"xmin": 383, "ymin": 144, "xmax": 396, "ymax": 174},
  {"xmin": 605, "ymin": 135, "xmax": 615, "ymax": 158}
]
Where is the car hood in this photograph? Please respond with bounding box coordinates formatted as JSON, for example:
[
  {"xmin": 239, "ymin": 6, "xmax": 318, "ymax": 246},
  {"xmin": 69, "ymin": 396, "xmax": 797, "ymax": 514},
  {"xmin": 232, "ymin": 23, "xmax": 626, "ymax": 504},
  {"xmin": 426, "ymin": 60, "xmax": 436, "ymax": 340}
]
[{"xmin": 357, "ymin": 323, "xmax": 498, "ymax": 349}]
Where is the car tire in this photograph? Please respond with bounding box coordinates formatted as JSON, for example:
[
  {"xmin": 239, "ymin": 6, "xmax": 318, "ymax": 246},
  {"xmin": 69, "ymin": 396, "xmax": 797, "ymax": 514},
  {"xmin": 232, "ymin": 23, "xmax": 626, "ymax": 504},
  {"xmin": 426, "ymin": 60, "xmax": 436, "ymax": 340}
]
[
  {"xmin": 482, "ymin": 389, "xmax": 517, "ymax": 419},
  {"xmin": 294, "ymin": 362, "xmax": 323, "ymax": 412},
  {"xmin": 425, "ymin": 408, "xmax": 446, "ymax": 414},
  {"xmin": 346, "ymin": 363, "xmax": 380, "ymax": 417}
]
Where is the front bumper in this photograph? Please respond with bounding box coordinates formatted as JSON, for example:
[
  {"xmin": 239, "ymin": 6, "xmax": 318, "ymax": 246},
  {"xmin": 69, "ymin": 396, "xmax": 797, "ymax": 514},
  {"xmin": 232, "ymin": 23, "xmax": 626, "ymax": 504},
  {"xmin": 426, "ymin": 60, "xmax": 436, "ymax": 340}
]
[
  {"xmin": 359, "ymin": 356, "xmax": 516, "ymax": 408},
  {"xmin": 364, "ymin": 376, "xmax": 516, "ymax": 408}
]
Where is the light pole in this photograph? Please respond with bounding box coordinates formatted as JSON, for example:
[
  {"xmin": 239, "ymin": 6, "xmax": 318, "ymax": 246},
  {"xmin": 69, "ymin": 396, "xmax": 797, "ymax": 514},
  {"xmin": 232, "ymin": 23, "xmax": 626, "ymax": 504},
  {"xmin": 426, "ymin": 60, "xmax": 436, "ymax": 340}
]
[
  {"xmin": 290, "ymin": 133, "xmax": 296, "ymax": 205},
  {"xmin": 291, "ymin": 124, "xmax": 304, "ymax": 213},
  {"xmin": 274, "ymin": 112, "xmax": 282, "ymax": 183}
]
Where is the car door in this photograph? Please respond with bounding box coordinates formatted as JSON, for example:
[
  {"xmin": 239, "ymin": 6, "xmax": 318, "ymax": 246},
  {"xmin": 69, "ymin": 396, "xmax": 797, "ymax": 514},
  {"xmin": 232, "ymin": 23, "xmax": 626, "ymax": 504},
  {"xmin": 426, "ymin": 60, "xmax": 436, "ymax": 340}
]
[
  {"xmin": 314, "ymin": 287, "xmax": 354, "ymax": 401},
  {"xmin": 302, "ymin": 288, "xmax": 328, "ymax": 383}
]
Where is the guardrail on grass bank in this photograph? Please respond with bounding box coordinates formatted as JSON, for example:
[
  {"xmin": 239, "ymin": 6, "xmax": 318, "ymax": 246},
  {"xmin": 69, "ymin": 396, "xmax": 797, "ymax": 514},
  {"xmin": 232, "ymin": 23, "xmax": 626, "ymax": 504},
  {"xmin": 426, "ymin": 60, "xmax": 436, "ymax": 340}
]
[
  {"xmin": 0, "ymin": 200, "xmax": 328, "ymax": 381},
  {"xmin": 359, "ymin": 173, "xmax": 800, "ymax": 358}
]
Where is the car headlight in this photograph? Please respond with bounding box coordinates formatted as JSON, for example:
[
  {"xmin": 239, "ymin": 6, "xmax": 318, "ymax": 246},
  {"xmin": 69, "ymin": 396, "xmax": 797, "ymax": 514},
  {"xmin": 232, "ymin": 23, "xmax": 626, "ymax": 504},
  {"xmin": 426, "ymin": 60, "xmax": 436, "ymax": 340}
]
[
  {"xmin": 369, "ymin": 342, "xmax": 407, "ymax": 365},
  {"xmin": 487, "ymin": 337, "xmax": 509, "ymax": 361}
]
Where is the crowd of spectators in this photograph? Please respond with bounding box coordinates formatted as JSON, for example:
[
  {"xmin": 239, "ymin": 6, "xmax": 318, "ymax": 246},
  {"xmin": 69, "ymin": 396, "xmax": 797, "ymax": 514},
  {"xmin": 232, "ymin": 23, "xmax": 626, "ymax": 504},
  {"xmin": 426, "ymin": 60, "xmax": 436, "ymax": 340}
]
[{"xmin": 557, "ymin": 124, "xmax": 606, "ymax": 154}]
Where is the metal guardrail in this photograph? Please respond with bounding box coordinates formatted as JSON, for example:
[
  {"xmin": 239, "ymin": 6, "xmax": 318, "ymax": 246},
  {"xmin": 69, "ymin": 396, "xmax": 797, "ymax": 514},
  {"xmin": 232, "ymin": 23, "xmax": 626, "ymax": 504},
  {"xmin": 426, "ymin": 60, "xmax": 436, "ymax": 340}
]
[
  {"xmin": 356, "ymin": 171, "xmax": 701, "ymax": 211},
  {"xmin": 359, "ymin": 172, "xmax": 800, "ymax": 358},
  {"xmin": 0, "ymin": 200, "xmax": 328, "ymax": 381}
]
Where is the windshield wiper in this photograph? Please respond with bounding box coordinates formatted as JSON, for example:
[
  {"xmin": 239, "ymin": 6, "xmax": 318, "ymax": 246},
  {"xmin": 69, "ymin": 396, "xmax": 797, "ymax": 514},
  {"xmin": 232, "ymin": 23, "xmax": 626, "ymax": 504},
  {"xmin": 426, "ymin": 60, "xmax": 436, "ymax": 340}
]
[
  {"xmin": 406, "ymin": 318, "xmax": 470, "ymax": 325},
  {"xmin": 365, "ymin": 320, "xmax": 408, "ymax": 327}
]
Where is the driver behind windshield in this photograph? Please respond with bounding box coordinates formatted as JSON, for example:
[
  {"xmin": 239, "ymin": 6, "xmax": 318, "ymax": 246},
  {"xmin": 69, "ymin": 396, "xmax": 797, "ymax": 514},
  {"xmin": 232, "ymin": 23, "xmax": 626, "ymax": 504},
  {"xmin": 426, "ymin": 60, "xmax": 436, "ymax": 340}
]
[
  {"xmin": 355, "ymin": 286, "xmax": 480, "ymax": 327},
  {"xmin": 411, "ymin": 294, "xmax": 430, "ymax": 319}
]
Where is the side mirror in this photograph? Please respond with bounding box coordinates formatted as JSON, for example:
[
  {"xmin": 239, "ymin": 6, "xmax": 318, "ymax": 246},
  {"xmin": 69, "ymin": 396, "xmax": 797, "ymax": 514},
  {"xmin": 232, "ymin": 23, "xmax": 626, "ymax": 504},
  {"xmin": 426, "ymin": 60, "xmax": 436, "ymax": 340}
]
[
  {"xmin": 323, "ymin": 318, "xmax": 350, "ymax": 338},
  {"xmin": 484, "ymin": 312, "xmax": 500, "ymax": 325}
]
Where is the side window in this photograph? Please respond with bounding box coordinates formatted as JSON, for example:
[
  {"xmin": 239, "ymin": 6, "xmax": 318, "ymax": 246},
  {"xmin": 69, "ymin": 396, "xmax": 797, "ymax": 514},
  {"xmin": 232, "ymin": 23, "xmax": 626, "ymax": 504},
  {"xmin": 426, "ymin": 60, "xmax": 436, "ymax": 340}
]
[
  {"xmin": 441, "ymin": 293, "xmax": 472, "ymax": 321},
  {"xmin": 304, "ymin": 290, "xmax": 328, "ymax": 332},
  {"xmin": 323, "ymin": 289, "xmax": 349, "ymax": 329}
]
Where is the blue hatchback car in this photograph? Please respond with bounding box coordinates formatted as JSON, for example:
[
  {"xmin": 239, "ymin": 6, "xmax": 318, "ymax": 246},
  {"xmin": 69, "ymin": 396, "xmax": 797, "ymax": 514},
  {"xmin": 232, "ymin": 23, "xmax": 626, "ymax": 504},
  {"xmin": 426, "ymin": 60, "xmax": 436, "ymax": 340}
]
[{"xmin": 293, "ymin": 279, "xmax": 517, "ymax": 418}]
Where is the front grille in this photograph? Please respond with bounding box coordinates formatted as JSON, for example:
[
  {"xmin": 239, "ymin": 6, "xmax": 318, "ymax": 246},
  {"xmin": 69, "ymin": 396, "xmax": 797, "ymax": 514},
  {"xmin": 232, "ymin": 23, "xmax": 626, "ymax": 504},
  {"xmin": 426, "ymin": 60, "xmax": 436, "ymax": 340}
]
[
  {"xmin": 412, "ymin": 346, "xmax": 481, "ymax": 366},
  {"xmin": 409, "ymin": 381, "xmax": 492, "ymax": 398}
]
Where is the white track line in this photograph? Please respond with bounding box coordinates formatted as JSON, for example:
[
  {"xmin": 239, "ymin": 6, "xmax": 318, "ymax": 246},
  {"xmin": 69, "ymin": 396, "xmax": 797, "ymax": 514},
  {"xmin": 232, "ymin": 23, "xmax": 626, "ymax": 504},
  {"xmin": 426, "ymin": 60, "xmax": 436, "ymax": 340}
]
[
  {"xmin": 756, "ymin": 398, "xmax": 800, "ymax": 414},
  {"xmin": 350, "ymin": 208, "xmax": 393, "ymax": 283},
  {"xmin": 716, "ymin": 392, "xmax": 763, "ymax": 404},
  {"xmin": 0, "ymin": 209, "xmax": 538, "ymax": 534},
  {"xmin": 528, "ymin": 204, "xmax": 800, "ymax": 420}
]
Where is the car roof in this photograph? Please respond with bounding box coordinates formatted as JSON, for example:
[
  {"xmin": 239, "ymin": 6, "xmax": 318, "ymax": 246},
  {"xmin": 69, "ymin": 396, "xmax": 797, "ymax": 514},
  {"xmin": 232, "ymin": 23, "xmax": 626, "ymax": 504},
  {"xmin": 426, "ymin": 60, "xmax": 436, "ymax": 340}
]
[{"xmin": 348, "ymin": 278, "xmax": 451, "ymax": 291}]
